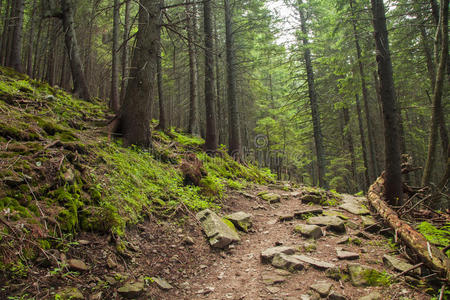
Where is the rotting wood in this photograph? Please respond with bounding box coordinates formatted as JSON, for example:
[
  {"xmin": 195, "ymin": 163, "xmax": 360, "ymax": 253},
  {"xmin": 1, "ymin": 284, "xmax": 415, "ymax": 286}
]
[{"xmin": 367, "ymin": 174, "xmax": 450, "ymax": 282}]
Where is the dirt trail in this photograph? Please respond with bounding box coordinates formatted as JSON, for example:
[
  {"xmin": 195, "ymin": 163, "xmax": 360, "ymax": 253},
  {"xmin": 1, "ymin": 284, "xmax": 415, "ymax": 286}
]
[{"xmin": 164, "ymin": 185, "xmax": 430, "ymax": 300}]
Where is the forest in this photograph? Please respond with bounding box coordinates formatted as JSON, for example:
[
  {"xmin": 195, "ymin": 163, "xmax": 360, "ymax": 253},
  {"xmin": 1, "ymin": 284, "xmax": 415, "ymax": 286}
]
[{"xmin": 0, "ymin": 0, "xmax": 449, "ymax": 299}]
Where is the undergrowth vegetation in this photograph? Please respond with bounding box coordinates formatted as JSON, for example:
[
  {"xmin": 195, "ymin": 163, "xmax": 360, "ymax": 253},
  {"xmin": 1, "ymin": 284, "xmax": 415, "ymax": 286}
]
[{"xmin": 0, "ymin": 67, "xmax": 274, "ymax": 279}]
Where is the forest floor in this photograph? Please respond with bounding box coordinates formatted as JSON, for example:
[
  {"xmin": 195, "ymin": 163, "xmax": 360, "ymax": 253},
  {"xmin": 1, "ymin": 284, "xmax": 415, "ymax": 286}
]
[{"xmin": 9, "ymin": 184, "xmax": 436, "ymax": 300}]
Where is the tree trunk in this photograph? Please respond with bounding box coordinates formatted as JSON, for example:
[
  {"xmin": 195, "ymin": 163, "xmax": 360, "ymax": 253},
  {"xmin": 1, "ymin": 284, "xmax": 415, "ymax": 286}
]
[
  {"xmin": 343, "ymin": 106, "xmax": 357, "ymax": 192},
  {"xmin": 368, "ymin": 175, "xmax": 450, "ymax": 282},
  {"xmin": 355, "ymin": 94, "xmax": 371, "ymax": 191},
  {"xmin": 61, "ymin": 0, "xmax": 91, "ymax": 101},
  {"xmin": 187, "ymin": 0, "xmax": 199, "ymax": 135},
  {"xmin": 110, "ymin": 0, "xmax": 120, "ymax": 113},
  {"xmin": 0, "ymin": 0, "xmax": 11, "ymax": 66},
  {"xmin": 422, "ymin": 0, "xmax": 449, "ymax": 186},
  {"xmin": 156, "ymin": 0, "xmax": 166, "ymax": 131},
  {"xmin": 225, "ymin": 0, "xmax": 241, "ymax": 159},
  {"xmin": 120, "ymin": 0, "xmax": 130, "ymax": 104},
  {"xmin": 8, "ymin": 0, "xmax": 24, "ymax": 72},
  {"xmin": 119, "ymin": 0, "xmax": 159, "ymax": 148},
  {"xmin": 214, "ymin": 13, "xmax": 225, "ymax": 145},
  {"xmin": 370, "ymin": 0, "xmax": 403, "ymax": 205},
  {"xmin": 350, "ymin": 0, "xmax": 378, "ymax": 182},
  {"xmin": 25, "ymin": 0, "xmax": 37, "ymax": 77},
  {"xmin": 203, "ymin": 0, "xmax": 218, "ymax": 153},
  {"xmin": 32, "ymin": 15, "xmax": 43, "ymax": 79},
  {"xmin": 297, "ymin": 1, "xmax": 327, "ymax": 188}
]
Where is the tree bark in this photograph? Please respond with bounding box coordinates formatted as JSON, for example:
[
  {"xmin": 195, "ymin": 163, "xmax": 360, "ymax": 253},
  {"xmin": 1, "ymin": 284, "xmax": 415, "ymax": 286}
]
[
  {"xmin": 297, "ymin": 1, "xmax": 327, "ymax": 188},
  {"xmin": 343, "ymin": 106, "xmax": 357, "ymax": 192},
  {"xmin": 120, "ymin": 0, "xmax": 130, "ymax": 104},
  {"xmin": 0, "ymin": 0, "xmax": 11, "ymax": 66},
  {"xmin": 25, "ymin": 0, "xmax": 37, "ymax": 77},
  {"xmin": 350, "ymin": 0, "xmax": 378, "ymax": 182},
  {"xmin": 225, "ymin": 0, "xmax": 241, "ymax": 159},
  {"xmin": 110, "ymin": 0, "xmax": 120, "ymax": 113},
  {"xmin": 61, "ymin": 0, "xmax": 91, "ymax": 101},
  {"xmin": 187, "ymin": 0, "xmax": 199, "ymax": 135},
  {"xmin": 355, "ymin": 94, "xmax": 371, "ymax": 191},
  {"xmin": 422, "ymin": 0, "xmax": 449, "ymax": 186},
  {"xmin": 156, "ymin": 0, "xmax": 166, "ymax": 131},
  {"xmin": 119, "ymin": 0, "xmax": 159, "ymax": 148},
  {"xmin": 368, "ymin": 175, "xmax": 450, "ymax": 282},
  {"xmin": 8, "ymin": 0, "xmax": 24, "ymax": 72},
  {"xmin": 203, "ymin": 0, "xmax": 218, "ymax": 153},
  {"xmin": 370, "ymin": 0, "xmax": 403, "ymax": 205}
]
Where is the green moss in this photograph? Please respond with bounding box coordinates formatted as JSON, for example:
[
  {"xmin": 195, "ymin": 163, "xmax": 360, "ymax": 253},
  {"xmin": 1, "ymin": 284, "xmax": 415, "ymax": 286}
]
[
  {"xmin": 362, "ymin": 269, "xmax": 392, "ymax": 286},
  {"xmin": 222, "ymin": 218, "xmax": 238, "ymax": 233},
  {"xmin": 417, "ymin": 222, "xmax": 450, "ymax": 257},
  {"xmin": 199, "ymin": 175, "xmax": 224, "ymax": 197},
  {"xmin": 170, "ymin": 129, "xmax": 204, "ymax": 148}
]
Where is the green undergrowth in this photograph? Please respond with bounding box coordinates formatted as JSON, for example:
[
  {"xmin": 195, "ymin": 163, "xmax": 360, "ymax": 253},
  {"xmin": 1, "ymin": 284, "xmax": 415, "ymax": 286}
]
[
  {"xmin": 416, "ymin": 221, "xmax": 450, "ymax": 257},
  {"xmin": 0, "ymin": 67, "xmax": 275, "ymax": 280}
]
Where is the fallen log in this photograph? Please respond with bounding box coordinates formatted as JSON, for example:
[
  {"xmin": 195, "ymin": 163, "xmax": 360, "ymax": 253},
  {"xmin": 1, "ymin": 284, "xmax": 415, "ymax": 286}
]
[{"xmin": 367, "ymin": 174, "xmax": 450, "ymax": 282}]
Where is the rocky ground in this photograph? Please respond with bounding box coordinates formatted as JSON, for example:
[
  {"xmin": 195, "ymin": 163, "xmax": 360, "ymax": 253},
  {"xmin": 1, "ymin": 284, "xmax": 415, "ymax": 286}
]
[{"xmin": 4, "ymin": 184, "xmax": 438, "ymax": 300}]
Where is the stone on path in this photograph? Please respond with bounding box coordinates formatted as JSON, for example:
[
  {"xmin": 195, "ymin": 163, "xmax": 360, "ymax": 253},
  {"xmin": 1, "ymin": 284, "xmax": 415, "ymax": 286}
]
[
  {"xmin": 271, "ymin": 253, "xmax": 304, "ymax": 272},
  {"xmin": 67, "ymin": 259, "xmax": 89, "ymax": 272},
  {"xmin": 361, "ymin": 215, "xmax": 380, "ymax": 233},
  {"xmin": 323, "ymin": 210, "xmax": 349, "ymax": 220},
  {"xmin": 196, "ymin": 209, "xmax": 240, "ymax": 248},
  {"xmin": 260, "ymin": 192, "xmax": 281, "ymax": 203},
  {"xmin": 293, "ymin": 224, "xmax": 323, "ymax": 239},
  {"xmin": 383, "ymin": 254, "xmax": 420, "ymax": 275},
  {"xmin": 307, "ymin": 216, "xmax": 346, "ymax": 233},
  {"xmin": 337, "ymin": 250, "xmax": 360, "ymax": 260},
  {"xmin": 118, "ymin": 279, "xmax": 145, "ymax": 299},
  {"xmin": 152, "ymin": 277, "xmax": 173, "ymax": 290},
  {"xmin": 260, "ymin": 246, "xmax": 296, "ymax": 264},
  {"xmin": 294, "ymin": 208, "xmax": 323, "ymax": 219},
  {"xmin": 329, "ymin": 291, "xmax": 347, "ymax": 300},
  {"xmin": 294, "ymin": 255, "xmax": 335, "ymax": 270},
  {"xmin": 261, "ymin": 272, "xmax": 287, "ymax": 285},
  {"xmin": 300, "ymin": 193, "xmax": 323, "ymax": 204},
  {"xmin": 310, "ymin": 281, "xmax": 333, "ymax": 297},
  {"xmin": 225, "ymin": 211, "xmax": 252, "ymax": 232},
  {"xmin": 57, "ymin": 287, "xmax": 84, "ymax": 300},
  {"xmin": 339, "ymin": 195, "xmax": 370, "ymax": 215},
  {"xmin": 347, "ymin": 264, "xmax": 387, "ymax": 287},
  {"xmin": 359, "ymin": 292, "xmax": 382, "ymax": 300},
  {"xmin": 278, "ymin": 213, "xmax": 295, "ymax": 222}
]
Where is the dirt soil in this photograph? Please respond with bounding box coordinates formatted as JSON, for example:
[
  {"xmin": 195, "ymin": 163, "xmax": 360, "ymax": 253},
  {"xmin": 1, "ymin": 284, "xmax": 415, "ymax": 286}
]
[{"xmin": 2, "ymin": 185, "xmax": 435, "ymax": 299}]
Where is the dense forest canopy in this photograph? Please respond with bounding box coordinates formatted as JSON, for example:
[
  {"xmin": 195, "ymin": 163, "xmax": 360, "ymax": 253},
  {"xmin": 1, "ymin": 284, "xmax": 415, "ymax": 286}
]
[{"xmin": 1, "ymin": 0, "xmax": 448, "ymax": 199}]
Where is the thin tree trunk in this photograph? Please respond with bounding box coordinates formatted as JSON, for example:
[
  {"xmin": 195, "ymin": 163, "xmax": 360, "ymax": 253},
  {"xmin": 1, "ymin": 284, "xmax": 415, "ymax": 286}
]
[
  {"xmin": 343, "ymin": 107, "xmax": 357, "ymax": 192},
  {"xmin": 0, "ymin": 0, "xmax": 11, "ymax": 66},
  {"xmin": 32, "ymin": 15, "xmax": 43, "ymax": 79},
  {"xmin": 110, "ymin": 0, "xmax": 120, "ymax": 113},
  {"xmin": 25, "ymin": 0, "xmax": 37, "ymax": 77},
  {"xmin": 355, "ymin": 94, "xmax": 371, "ymax": 191},
  {"xmin": 203, "ymin": 0, "xmax": 218, "ymax": 153},
  {"xmin": 8, "ymin": 0, "xmax": 24, "ymax": 72},
  {"xmin": 422, "ymin": 0, "xmax": 449, "ymax": 186},
  {"xmin": 214, "ymin": 13, "xmax": 224, "ymax": 145},
  {"xmin": 156, "ymin": 0, "xmax": 166, "ymax": 131},
  {"xmin": 119, "ymin": 0, "xmax": 160, "ymax": 147},
  {"xmin": 61, "ymin": 0, "xmax": 91, "ymax": 101},
  {"xmin": 120, "ymin": 0, "xmax": 130, "ymax": 104},
  {"xmin": 350, "ymin": 0, "xmax": 378, "ymax": 182},
  {"xmin": 187, "ymin": 0, "xmax": 199, "ymax": 135},
  {"xmin": 370, "ymin": 0, "xmax": 403, "ymax": 205},
  {"xmin": 225, "ymin": 0, "xmax": 241, "ymax": 159},
  {"xmin": 297, "ymin": 1, "xmax": 327, "ymax": 188}
]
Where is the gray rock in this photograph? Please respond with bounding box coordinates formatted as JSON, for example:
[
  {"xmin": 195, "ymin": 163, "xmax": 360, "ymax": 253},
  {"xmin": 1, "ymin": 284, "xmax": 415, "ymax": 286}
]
[
  {"xmin": 152, "ymin": 277, "xmax": 173, "ymax": 290},
  {"xmin": 337, "ymin": 250, "xmax": 360, "ymax": 260},
  {"xmin": 300, "ymin": 194, "xmax": 323, "ymax": 204},
  {"xmin": 310, "ymin": 282, "xmax": 333, "ymax": 297},
  {"xmin": 325, "ymin": 267, "xmax": 344, "ymax": 281},
  {"xmin": 225, "ymin": 211, "xmax": 252, "ymax": 232},
  {"xmin": 361, "ymin": 216, "xmax": 380, "ymax": 233},
  {"xmin": 294, "ymin": 208, "xmax": 323, "ymax": 219},
  {"xmin": 196, "ymin": 209, "xmax": 240, "ymax": 248},
  {"xmin": 260, "ymin": 246, "xmax": 296, "ymax": 264},
  {"xmin": 347, "ymin": 264, "xmax": 387, "ymax": 287},
  {"xmin": 293, "ymin": 224, "xmax": 323, "ymax": 239},
  {"xmin": 67, "ymin": 259, "xmax": 89, "ymax": 272},
  {"xmin": 260, "ymin": 192, "xmax": 281, "ymax": 203},
  {"xmin": 345, "ymin": 220, "xmax": 359, "ymax": 230},
  {"xmin": 266, "ymin": 286, "xmax": 281, "ymax": 294},
  {"xmin": 57, "ymin": 287, "xmax": 84, "ymax": 300},
  {"xmin": 300, "ymin": 240, "xmax": 317, "ymax": 252},
  {"xmin": 359, "ymin": 292, "xmax": 382, "ymax": 300},
  {"xmin": 329, "ymin": 291, "xmax": 347, "ymax": 300},
  {"xmin": 323, "ymin": 210, "xmax": 349, "ymax": 220},
  {"xmin": 261, "ymin": 272, "xmax": 286, "ymax": 285},
  {"xmin": 293, "ymin": 255, "xmax": 336, "ymax": 270},
  {"xmin": 382, "ymin": 254, "xmax": 420, "ymax": 275},
  {"xmin": 307, "ymin": 216, "xmax": 346, "ymax": 233},
  {"xmin": 339, "ymin": 195, "xmax": 370, "ymax": 215},
  {"xmin": 117, "ymin": 279, "xmax": 145, "ymax": 299},
  {"xmin": 271, "ymin": 253, "xmax": 304, "ymax": 272}
]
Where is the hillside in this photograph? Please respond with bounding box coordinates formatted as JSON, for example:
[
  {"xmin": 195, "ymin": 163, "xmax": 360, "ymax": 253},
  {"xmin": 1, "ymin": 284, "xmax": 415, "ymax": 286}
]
[{"xmin": 0, "ymin": 67, "xmax": 447, "ymax": 299}]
